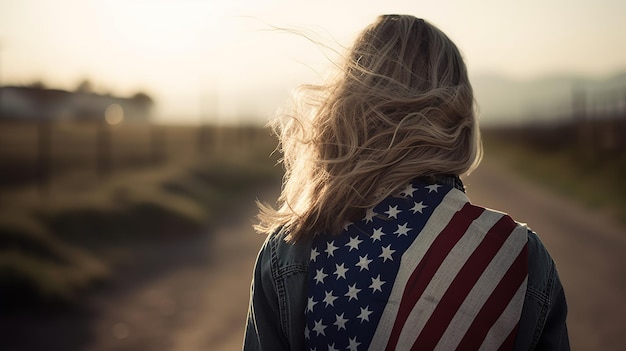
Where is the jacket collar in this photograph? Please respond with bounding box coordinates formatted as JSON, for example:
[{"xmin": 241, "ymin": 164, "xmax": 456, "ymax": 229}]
[{"xmin": 417, "ymin": 174, "xmax": 465, "ymax": 193}]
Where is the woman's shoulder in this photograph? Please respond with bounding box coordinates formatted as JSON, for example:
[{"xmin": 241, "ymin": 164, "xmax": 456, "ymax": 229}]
[
  {"xmin": 263, "ymin": 227, "xmax": 314, "ymax": 271},
  {"xmin": 468, "ymin": 206, "xmax": 557, "ymax": 282},
  {"xmin": 524, "ymin": 227, "xmax": 558, "ymax": 290}
]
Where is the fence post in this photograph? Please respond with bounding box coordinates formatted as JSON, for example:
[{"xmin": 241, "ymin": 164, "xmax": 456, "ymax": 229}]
[
  {"xmin": 96, "ymin": 118, "xmax": 111, "ymax": 180},
  {"xmin": 37, "ymin": 119, "xmax": 51, "ymax": 196},
  {"xmin": 572, "ymin": 87, "xmax": 587, "ymax": 153},
  {"xmin": 197, "ymin": 124, "xmax": 208, "ymax": 155},
  {"xmin": 151, "ymin": 124, "xmax": 166, "ymax": 165}
]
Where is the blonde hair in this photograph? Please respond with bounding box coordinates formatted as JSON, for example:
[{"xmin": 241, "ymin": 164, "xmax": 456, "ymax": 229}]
[{"xmin": 256, "ymin": 14, "xmax": 482, "ymax": 242}]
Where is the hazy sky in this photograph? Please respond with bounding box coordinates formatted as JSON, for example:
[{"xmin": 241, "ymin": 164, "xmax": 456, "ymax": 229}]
[{"xmin": 1, "ymin": 0, "xmax": 625, "ymax": 124}]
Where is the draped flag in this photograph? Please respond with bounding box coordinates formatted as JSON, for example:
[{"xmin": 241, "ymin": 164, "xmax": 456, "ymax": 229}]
[{"xmin": 305, "ymin": 179, "xmax": 528, "ymax": 351}]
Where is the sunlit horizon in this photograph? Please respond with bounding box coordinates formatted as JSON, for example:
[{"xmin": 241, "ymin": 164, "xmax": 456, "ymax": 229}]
[{"xmin": 1, "ymin": 0, "xmax": 625, "ymax": 125}]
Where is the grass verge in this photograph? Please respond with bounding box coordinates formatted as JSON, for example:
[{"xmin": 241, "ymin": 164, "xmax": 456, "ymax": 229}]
[
  {"xmin": 482, "ymin": 133, "xmax": 626, "ymax": 226},
  {"xmin": 0, "ymin": 150, "xmax": 282, "ymax": 311}
]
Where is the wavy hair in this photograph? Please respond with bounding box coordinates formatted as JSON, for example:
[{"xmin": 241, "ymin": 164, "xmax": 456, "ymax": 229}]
[{"xmin": 256, "ymin": 14, "xmax": 482, "ymax": 242}]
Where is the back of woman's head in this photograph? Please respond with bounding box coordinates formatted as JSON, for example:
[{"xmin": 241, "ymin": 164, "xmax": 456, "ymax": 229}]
[
  {"xmin": 257, "ymin": 14, "xmax": 482, "ymax": 242},
  {"xmin": 348, "ymin": 14, "xmax": 470, "ymax": 100}
]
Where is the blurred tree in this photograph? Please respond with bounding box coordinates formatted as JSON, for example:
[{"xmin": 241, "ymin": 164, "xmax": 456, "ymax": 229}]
[
  {"xmin": 26, "ymin": 80, "xmax": 47, "ymax": 89},
  {"xmin": 130, "ymin": 91, "xmax": 154, "ymax": 106},
  {"xmin": 75, "ymin": 79, "xmax": 93, "ymax": 94},
  {"xmin": 130, "ymin": 91, "xmax": 155, "ymax": 122}
]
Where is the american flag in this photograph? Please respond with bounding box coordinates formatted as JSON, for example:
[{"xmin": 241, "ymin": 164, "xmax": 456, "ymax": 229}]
[{"xmin": 305, "ymin": 179, "xmax": 528, "ymax": 351}]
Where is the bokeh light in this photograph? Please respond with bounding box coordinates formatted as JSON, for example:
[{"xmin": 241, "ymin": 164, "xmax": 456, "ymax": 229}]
[{"xmin": 104, "ymin": 103, "xmax": 124, "ymax": 125}]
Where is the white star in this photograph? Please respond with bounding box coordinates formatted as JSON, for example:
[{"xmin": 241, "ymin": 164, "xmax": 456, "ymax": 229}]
[
  {"xmin": 370, "ymin": 274, "xmax": 386, "ymax": 293},
  {"xmin": 314, "ymin": 268, "xmax": 328, "ymax": 284},
  {"xmin": 426, "ymin": 184, "xmax": 442, "ymax": 193},
  {"xmin": 310, "ymin": 247, "xmax": 320, "ymax": 262},
  {"xmin": 400, "ymin": 183, "xmax": 418, "ymax": 197},
  {"xmin": 356, "ymin": 255, "xmax": 373, "ymax": 271},
  {"xmin": 346, "ymin": 236, "xmax": 363, "ymax": 251},
  {"xmin": 334, "ymin": 263, "xmax": 349, "ymax": 279},
  {"xmin": 305, "ymin": 325, "xmax": 310, "ymax": 339},
  {"xmin": 348, "ymin": 337, "xmax": 361, "ymax": 351},
  {"xmin": 371, "ymin": 227, "xmax": 385, "ymax": 241},
  {"xmin": 384, "ymin": 205, "xmax": 401, "ymax": 219},
  {"xmin": 323, "ymin": 290, "xmax": 338, "ymax": 307},
  {"xmin": 312, "ymin": 319, "xmax": 327, "ymax": 336},
  {"xmin": 328, "ymin": 343, "xmax": 339, "ymax": 351},
  {"xmin": 364, "ymin": 207, "xmax": 376, "ymax": 223},
  {"xmin": 307, "ymin": 297, "xmax": 317, "ymax": 312},
  {"xmin": 394, "ymin": 223, "xmax": 412, "ymax": 236},
  {"xmin": 357, "ymin": 306, "xmax": 373, "ymax": 323},
  {"xmin": 325, "ymin": 241, "xmax": 339, "ymax": 257},
  {"xmin": 334, "ymin": 313, "xmax": 348, "ymax": 330},
  {"xmin": 345, "ymin": 283, "xmax": 361, "ymax": 301},
  {"xmin": 379, "ymin": 245, "xmax": 395, "ymax": 262},
  {"xmin": 410, "ymin": 201, "xmax": 427, "ymax": 214},
  {"xmin": 343, "ymin": 221, "xmax": 353, "ymax": 231}
]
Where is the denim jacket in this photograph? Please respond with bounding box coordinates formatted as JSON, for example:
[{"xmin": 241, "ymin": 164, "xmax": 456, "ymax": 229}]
[{"xmin": 243, "ymin": 178, "xmax": 569, "ymax": 350}]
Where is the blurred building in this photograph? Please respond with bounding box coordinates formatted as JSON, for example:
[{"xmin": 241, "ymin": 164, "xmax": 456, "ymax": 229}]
[{"xmin": 0, "ymin": 86, "xmax": 153, "ymax": 122}]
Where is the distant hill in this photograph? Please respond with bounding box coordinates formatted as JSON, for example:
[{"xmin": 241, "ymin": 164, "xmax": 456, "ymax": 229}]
[{"xmin": 471, "ymin": 71, "xmax": 626, "ymax": 126}]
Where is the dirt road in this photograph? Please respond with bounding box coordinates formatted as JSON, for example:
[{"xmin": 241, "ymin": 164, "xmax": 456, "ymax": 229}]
[
  {"xmin": 81, "ymin": 184, "xmax": 278, "ymax": 351},
  {"xmin": 3, "ymin": 161, "xmax": 625, "ymax": 350},
  {"xmin": 465, "ymin": 159, "xmax": 626, "ymax": 351}
]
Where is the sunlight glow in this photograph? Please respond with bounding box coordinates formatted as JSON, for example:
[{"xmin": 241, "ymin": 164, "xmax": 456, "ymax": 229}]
[
  {"xmin": 94, "ymin": 0, "xmax": 233, "ymax": 56},
  {"xmin": 0, "ymin": 0, "xmax": 624, "ymax": 125}
]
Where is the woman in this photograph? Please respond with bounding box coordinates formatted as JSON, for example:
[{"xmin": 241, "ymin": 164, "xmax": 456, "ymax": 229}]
[{"xmin": 244, "ymin": 14, "xmax": 569, "ymax": 350}]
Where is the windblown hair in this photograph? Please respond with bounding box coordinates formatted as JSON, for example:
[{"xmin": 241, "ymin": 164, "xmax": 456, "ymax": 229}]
[{"xmin": 256, "ymin": 14, "xmax": 482, "ymax": 242}]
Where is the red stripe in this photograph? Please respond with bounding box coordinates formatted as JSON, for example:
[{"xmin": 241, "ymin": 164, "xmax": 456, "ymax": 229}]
[
  {"xmin": 456, "ymin": 244, "xmax": 529, "ymax": 350},
  {"xmin": 411, "ymin": 214, "xmax": 518, "ymax": 349},
  {"xmin": 499, "ymin": 322, "xmax": 521, "ymax": 351},
  {"xmin": 385, "ymin": 203, "xmax": 484, "ymax": 351}
]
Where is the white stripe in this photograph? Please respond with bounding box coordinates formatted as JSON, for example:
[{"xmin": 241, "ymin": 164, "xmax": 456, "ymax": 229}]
[
  {"xmin": 397, "ymin": 209, "xmax": 505, "ymax": 349},
  {"xmin": 479, "ymin": 276, "xmax": 528, "ymax": 350},
  {"xmin": 368, "ymin": 188, "xmax": 469, "ymax": 351},
  {"xmin": 434, "ymin": 223, "xmax": 528, "ymax": 351}
]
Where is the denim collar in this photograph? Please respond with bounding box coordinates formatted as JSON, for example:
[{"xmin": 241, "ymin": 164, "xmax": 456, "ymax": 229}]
[{"xmin": 417, "ymin": 174, "xmax": 465, "ymax": 193}]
